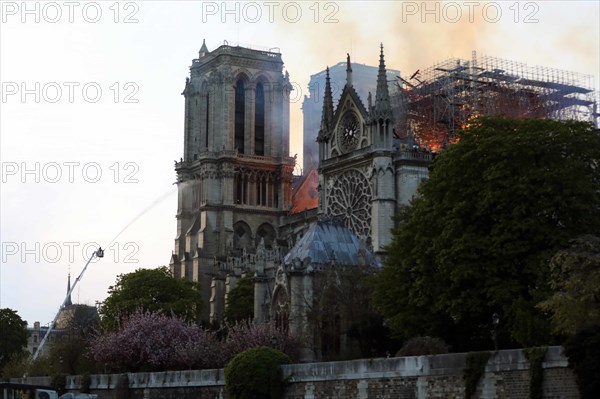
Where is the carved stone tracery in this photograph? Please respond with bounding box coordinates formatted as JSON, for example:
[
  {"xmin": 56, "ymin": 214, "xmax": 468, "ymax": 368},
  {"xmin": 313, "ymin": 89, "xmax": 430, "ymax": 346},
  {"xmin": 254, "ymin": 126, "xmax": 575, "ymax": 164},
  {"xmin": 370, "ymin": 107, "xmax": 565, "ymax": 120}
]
[
  {"xmin": 338, "ymin": 112, "xmax": 360, "ymax": 153},
  {"xmin": 326, "ymin": 169, "xmax": 372, "ymax": 238},
  {"xmin": 272, "ymin": 284, "xmax": 290, "ymax": 332}
]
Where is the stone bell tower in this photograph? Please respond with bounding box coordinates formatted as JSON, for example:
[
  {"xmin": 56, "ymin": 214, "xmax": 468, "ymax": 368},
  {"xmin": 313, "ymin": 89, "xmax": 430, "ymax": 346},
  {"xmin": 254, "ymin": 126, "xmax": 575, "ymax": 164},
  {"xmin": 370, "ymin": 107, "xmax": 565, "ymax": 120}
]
[{"xmin": 170, "ymin": 40, "xmax": 295, "ymax": 322}]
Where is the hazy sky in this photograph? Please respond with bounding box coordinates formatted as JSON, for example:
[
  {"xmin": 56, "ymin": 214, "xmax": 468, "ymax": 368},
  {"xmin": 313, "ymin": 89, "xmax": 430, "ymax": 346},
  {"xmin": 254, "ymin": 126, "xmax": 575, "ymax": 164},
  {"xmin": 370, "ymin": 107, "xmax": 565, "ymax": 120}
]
[{"xmin": 1, "ymin": 1, "xmax": 599, "ymax": 326}]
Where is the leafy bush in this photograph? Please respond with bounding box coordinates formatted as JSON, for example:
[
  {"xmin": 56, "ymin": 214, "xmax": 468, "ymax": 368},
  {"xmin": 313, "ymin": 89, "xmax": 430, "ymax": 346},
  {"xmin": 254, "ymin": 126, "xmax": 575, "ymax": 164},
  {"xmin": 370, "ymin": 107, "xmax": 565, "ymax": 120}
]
[
  {"xmin": 396, "ymin": 336, "xmax": 449, "ymax": 357},
  {"xmin": 225, "ymin": 346, "xmax": 290, "ymax": 399},
  {"xmin": 539, "ymin": 235, "xmax": 600, "ymax": 335},
  {"xmin": 524, "ymin": 347, "xmax": 547, "ymax": 399},
  {"xmin": 114, "ymin": 374, "xmax": 130, "ymax": 399},
  {"xmin": 80, "ymin": 373, "xmax": 91, "ymax": 393},
  {"xmin": 28, "ymin": 355, "xmax": 54, "ymax": 376},
  {"xmin": 51, "ymin": 373, "xmax": 67, "ymax": 396},
  {"xmin": 563, "ymin": 325, "xmax": 600, "ymax": 399},
  {"xmin": 464, "ymin": 351, "xmax": 491, "ymax": 399}
]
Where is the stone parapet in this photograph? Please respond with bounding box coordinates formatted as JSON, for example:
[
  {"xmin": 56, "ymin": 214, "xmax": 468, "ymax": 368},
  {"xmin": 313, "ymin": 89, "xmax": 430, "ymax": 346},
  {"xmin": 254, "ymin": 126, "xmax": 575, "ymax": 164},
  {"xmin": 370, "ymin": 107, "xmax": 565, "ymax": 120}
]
[{"xmin": 10, "ymin": 347, "xmax": 579, "ymax": 399}]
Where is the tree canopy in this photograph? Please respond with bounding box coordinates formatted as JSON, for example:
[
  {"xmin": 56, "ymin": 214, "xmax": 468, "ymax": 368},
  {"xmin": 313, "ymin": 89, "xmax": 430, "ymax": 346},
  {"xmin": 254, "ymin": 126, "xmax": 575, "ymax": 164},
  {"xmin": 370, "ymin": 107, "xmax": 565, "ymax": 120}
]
[
  {"xmin": 0, "ymin": 308, "xmax": 28, "ymax": 374},
  {"xmin": 91, "ymin": 312, "xmax": 299, "ymax": 372},
  {"xmin": 224, "ymin": 275, "xmax": 254, "ymax": 323},
  {"xmin": 49, "ymin": 305, "xmax": 100, "ymax": 375},
  {"xmin": 92, "ymin": 311, "xmax": 217, "ymax": 372},
  {"xmin": 563, "ymin": 324, "xmax": 600, "ymax": 399},
  {"xmin": 539, "ymin": 234, "xmax": 600, "ymax": 335},
  {"xmin": 99, "ymin": 267, "xmax": 202, "ymax": 331},
  {"xmin": 373, "ymin": 117, "xmax": 600, "ymax": 350}
]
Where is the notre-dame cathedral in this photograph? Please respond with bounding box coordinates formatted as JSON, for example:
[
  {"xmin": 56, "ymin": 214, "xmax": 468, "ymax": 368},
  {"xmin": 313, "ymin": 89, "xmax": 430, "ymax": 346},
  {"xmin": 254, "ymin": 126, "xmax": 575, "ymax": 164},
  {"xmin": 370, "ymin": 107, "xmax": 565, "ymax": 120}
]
[{"xmin": 170, "ymin": 41, "xmax": 431, "ymax": 360}]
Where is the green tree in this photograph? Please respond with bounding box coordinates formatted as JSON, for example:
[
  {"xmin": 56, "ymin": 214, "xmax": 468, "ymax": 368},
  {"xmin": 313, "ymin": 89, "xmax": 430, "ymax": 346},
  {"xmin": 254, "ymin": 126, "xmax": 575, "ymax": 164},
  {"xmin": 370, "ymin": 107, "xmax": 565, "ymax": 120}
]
[
  {"xmin": 48, "ymin": 305, "xmax": 100, "ymax": 375},
  {"xmin": 224, "ymin": 275, "xmax": 254, "ymax": 322},
  {"xmin": 0, "ymin": 352, "xmax": 30, "ymax": 378},
  {"xmin": 0, "ymin": 308, "xmax": 28, "ymax": 374},
  {"xmin": 539, "ymin": 235, "xmax": 600, "ymax": 335},
  {"xmin": 563, "ymin": 324, "xmax": 600, "ymax": 399},
  {"xmin": 310, "ymin": 265, "xmax": 391, "ymax": 360},
  {"xmin": 99, "ymin": 267, "xmax": 202, "ymax": 331},
  {"xmin": 373, "ymin": 117, "xmax": 600, "ymax": 350}
]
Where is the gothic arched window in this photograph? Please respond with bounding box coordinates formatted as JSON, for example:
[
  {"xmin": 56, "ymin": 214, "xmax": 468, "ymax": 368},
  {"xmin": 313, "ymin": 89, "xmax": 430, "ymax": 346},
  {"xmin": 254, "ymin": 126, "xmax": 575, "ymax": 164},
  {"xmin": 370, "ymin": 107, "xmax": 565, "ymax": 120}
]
[
  {"xmin": 205, "ymin": 92, "xmax": 210, "ymax": 149},
  {"xmin": 235, "ymin": 171, "xmax": 248, "ymax": 205},
  {"xmin": 233, "ymin": 221, "xmax": 252, "ymax": 250},
  {"xmin": 255, "ymin": 223, "xmax": 276, "ymax": 248},
  {"xmin": 235, "ymin": 79, "xmax": 245, "ymax": 153},
  {"xmin": 255, "ymin": 82, "xmax": 265, "ymax": 156},
  {"xmin": 255, "ymin": 172, "xmax": 269, "ymax": 207},
  {"xmin": 272, "ymin": 287, "xmax": 289, "ymax": 333},
  {"xmin": 201, "ymin": 81, "xmax": 210, "ymax": 150}
]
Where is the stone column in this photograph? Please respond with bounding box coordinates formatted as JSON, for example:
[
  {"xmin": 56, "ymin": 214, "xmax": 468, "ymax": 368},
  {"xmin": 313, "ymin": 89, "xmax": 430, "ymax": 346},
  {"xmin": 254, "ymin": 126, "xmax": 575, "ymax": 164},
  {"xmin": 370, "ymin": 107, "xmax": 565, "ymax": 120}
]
[
  {"xmin": 210, "ymin": 275, "xmax": 226, "ymax": 323},
  {"xmin": 253, "ymin": 276, "xmax": 270, "ymax": 324},
  {"xmin": 289, "ymin": 270, "xmax": 315, "ymax": 362}
]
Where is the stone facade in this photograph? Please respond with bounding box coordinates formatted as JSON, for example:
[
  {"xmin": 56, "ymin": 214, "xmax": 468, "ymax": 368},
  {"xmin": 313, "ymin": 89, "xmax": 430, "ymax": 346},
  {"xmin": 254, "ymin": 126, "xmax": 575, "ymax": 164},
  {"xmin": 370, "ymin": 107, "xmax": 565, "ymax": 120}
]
[
  {"xmin": 27, "ymin": 321, "xmax": 53, "ymax": 357},
  {"xmin": 15, "ymin": 347, "xmax": 579, "ymax": 399},
  {"xmin": 170, "ymin": 42, "xmax": 431, "ymax": 353},
  {"xmin": 279, "ymin": 221, "xmax": 379, "ymax": 361},
  {"xmin": 170, "ymin": 42, "xmax": 295, "ymax": 322},
  {"xmin": 302, "ymin": 62, "xmax": 401, "ymax": 173},
  {"xmin": 317, "ymin": 48, "xmax": 431, "ymax": 258}
]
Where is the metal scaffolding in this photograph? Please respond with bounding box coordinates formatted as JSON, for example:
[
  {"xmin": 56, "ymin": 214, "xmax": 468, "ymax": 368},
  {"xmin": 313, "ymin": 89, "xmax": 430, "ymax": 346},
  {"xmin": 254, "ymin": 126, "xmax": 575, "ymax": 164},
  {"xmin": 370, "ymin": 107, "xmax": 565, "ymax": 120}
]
[{"xmin": 392, "ymin": 51, "xmax": 598, "ymax": 151}]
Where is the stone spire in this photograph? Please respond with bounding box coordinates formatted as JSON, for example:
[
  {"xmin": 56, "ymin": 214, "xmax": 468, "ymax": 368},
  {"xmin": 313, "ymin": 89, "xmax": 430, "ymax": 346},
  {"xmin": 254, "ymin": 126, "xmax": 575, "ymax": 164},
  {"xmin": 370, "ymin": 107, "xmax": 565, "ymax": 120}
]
[
  {"xmin": 318, "ymin": 67, "xmax": 334, "ymax": 140},
  {"xmin": 374, "ymin": 43, "xmax": 392, "ymax": 118},
  {"xmin": 199, "ymin": 39, "xmax": 209, "ymax": 57},
  {"xmin": 65, "ymin": 271, "xmax": 72, "ymax": 307},
  {"xmin": 345, "ymin": 53, "xmax": 353, "ymax": 87}
]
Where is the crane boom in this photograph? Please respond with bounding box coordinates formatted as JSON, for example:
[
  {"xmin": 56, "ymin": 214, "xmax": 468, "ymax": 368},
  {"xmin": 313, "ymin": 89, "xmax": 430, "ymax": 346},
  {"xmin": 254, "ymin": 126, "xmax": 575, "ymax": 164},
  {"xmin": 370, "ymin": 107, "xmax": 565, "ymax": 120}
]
[{"xmin": 33, "ymin": 247, "xmax": 104, "ymax": 361}]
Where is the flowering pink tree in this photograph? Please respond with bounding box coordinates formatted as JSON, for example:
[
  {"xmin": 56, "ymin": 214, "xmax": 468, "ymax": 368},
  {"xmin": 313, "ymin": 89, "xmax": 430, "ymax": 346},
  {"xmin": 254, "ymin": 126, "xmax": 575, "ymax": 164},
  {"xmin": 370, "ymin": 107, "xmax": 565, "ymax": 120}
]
[
  {"xmin": 92, "ymin": 313, "xmax": 300, "ymax": 372},
  {"xmin": 222, "ymin": 320, "xmax": 300, "ymax": 363},
  {"xmin": 172, "ymin": 328, "xmax": 223, "ymax": 370},
  {"xmin": 91, "ymin": 312, "xmax": 219, "ymax": 372}
]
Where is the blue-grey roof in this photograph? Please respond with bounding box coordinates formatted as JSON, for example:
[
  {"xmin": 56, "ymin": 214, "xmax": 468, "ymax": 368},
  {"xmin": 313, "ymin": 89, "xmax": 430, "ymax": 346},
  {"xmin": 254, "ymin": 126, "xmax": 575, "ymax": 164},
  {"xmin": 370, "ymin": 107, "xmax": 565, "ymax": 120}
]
[{"xmin": 284, "ymin": 221, "xmax": 379, "ymax": 269}]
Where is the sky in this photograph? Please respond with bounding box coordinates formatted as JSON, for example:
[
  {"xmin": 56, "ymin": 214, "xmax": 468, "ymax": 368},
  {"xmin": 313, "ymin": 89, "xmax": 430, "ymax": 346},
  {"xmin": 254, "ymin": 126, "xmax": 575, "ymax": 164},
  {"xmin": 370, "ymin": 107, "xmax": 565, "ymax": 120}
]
[{"xmin": 1, "ymin": 0, "xmax": 599, "ymax": 327}]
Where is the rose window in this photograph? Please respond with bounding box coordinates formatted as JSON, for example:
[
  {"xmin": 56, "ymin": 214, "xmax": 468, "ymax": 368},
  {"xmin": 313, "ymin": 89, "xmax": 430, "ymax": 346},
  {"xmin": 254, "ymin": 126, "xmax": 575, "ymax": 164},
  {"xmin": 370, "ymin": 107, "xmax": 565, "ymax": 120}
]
[
  {"xmin": 327, "ymin": 169, "xmax": 372, "ymax": 238},
  {"xmin": 337, "ymin": 112, "xmax": 361, "ymax": 153}
]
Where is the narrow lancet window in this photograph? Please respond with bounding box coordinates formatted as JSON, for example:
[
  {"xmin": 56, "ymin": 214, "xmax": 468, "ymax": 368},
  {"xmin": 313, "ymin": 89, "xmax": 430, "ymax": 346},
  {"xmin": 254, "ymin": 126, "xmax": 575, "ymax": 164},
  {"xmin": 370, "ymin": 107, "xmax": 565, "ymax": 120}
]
[
  {"xmin": 205, "ymin": 93, "xmax": 210, "ymax": 149},
  {"xmin": 235, "ymin": 79, "xmax": 245, "ymax": 153},
  {"xmin": 255, "ymin": 83, "xmax": 265, "ymax": 155}
]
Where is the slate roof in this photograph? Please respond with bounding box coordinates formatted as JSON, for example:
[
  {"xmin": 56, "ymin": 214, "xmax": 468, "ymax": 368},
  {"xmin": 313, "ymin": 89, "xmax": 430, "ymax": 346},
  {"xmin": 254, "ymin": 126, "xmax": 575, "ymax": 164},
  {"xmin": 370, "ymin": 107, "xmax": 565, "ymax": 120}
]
[{"xmin": 283, "ymin": 221, "xmax": 379, "ymax": 269}]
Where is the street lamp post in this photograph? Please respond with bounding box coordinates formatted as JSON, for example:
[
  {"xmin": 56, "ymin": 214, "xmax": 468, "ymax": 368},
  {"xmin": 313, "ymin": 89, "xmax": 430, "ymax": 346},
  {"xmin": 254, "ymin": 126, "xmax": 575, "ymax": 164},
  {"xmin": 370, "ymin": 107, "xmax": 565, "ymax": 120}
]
[{"xmin": 492, "ymin": 313, "xmax": 500, "ymax": 351}]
